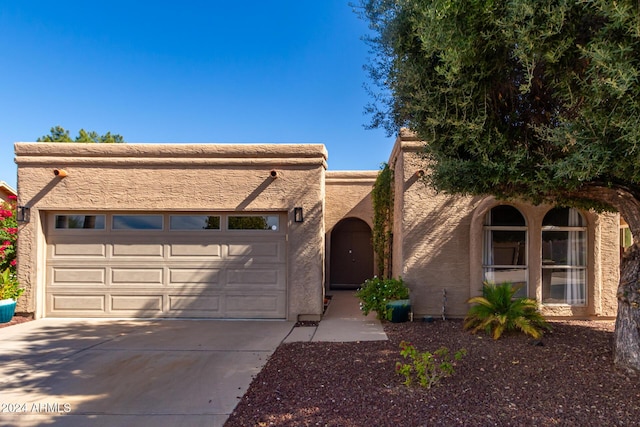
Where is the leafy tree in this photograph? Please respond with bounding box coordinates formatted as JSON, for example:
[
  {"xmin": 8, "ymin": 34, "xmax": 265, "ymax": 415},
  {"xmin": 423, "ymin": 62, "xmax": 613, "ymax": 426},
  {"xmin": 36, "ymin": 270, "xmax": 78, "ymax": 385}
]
[
  {"xmin": 357, "ymin": 0, "xmax": 640, "ymax": 371},
  {"xmin": 37, "ymin": 126, "xmax": 124, "ymax": 143},
  {"xmin": 464, "ymin": 282, "xmax": 551, "ymax": 340}
]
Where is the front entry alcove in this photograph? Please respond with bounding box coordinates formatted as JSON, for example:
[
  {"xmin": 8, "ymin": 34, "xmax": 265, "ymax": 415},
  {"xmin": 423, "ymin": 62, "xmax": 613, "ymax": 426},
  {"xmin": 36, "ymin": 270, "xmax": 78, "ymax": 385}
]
[{"xmin": 329, "ymin": 218, "xmax": 374, "ymax": 290}]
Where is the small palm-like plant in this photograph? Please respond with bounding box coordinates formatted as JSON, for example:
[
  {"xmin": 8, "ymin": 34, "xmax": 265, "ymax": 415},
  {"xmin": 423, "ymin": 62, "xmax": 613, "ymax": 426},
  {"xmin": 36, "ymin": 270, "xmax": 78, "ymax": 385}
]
[{"xmin": 464, "ymin": 282, "xmax": 551, "ymax": 340}]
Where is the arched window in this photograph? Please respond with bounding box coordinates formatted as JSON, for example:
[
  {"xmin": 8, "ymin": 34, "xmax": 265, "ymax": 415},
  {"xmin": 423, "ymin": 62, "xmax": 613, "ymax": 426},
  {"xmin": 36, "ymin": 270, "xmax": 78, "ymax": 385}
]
[
  {"xmin": 542, "ymin": 208, "xmax": 587, "ymax": 305},
  {"xmin": 483, "ymin": 205, "xmax": 528, "ymax": 298}
]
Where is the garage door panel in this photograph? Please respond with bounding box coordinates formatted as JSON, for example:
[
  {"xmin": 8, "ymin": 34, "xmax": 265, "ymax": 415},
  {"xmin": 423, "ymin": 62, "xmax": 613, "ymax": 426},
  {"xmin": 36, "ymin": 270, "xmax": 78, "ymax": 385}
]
[
  {"xmin": 227, "ymin": 241, "xmax": 284, "ymax": 262},
  {"xmin": 50, "ymin": 295, "xmax": 105, "ymax": 312},
  {"xmin": 112, "ymin": 243, "xmax": 164, "ymax": 257},
  {"xmin": 169, "ymin": 268, "xmax": 222, "ymax": 285},
  {"xmin": 227, "ymin": 268, "xmax": 285, "ymax": 289},
  {"xmin": 53, "ymin": 243, "xmax": 106, "ymax": 257},
  {"xmin": 169, "ymin": 295, "xmax": 221, "ymax": 313},
  {"xmin": 169, "ymin": 244, "xmax": 222, "ymax": 258},
  {"xmin": 112, "ymin": 268, "xmax": 164, "ymax": 285},
  {"xmin": 52, "ymin": 268, "xmax": 106, "ymax": 284},
  {"xmin": 111, "ymin": 295, "xmax": 163, "ymax": 312},
  {"xmin": 225, "ymin": 293, "xmax": 286, "ymax": 318}
]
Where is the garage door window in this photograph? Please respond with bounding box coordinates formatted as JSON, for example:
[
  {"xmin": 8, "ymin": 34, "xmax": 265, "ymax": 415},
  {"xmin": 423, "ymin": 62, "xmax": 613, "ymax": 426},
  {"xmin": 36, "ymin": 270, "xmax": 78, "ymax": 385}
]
[
  {"xmin": 228, "ymin": 215, "xmax": 279, "ymax": 231},
  {"xmin": 55, "ymin": 215, "xmax": 105, "ymax": 229},
  {"xmin": 170, "ymin": 215, "xmax": 220, "ymax": 230},
  {"xmin": 113, "ymin": 215, "xmax": 163, "ymax": 230}
]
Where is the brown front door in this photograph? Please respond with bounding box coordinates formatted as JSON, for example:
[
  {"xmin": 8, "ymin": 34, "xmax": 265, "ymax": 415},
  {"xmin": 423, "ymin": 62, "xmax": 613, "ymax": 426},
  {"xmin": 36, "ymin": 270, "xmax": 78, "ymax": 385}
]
[{"xmin": 330, "ymin": 218, "xmax": 373, "ymax": 289}]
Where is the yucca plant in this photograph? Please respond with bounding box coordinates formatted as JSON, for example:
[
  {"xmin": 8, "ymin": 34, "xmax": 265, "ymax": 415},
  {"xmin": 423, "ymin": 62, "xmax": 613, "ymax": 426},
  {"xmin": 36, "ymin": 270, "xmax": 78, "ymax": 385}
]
[{"xmin": 464, "ymin": 282, "xmax": 551, "ymax": 340}]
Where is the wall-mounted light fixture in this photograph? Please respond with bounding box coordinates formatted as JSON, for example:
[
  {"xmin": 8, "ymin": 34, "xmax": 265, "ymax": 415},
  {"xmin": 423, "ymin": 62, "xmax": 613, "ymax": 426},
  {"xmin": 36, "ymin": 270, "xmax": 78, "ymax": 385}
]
[
  {"xmin": 294, "ymin": 207, "xmax": 304, "ymax": 223},
  {"xmin": 54, "ymin": 169, "xmax": 68, "ymax": 178},
  {"xmin": 17, "ymin": 206, "xmax": 30, "ymax": 223},
  {"xmin": 270, "ymin": 170, "xmax": 278, "ymax": 179}
]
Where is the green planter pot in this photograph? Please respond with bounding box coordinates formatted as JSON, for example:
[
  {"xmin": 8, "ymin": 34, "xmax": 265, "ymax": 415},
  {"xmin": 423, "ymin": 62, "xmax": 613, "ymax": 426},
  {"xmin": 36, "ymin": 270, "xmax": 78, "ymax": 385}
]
[
  {"xmin": 0, "ymin": 299, "xmax": 16, "ymax": 323},
  {"xmin": 387, "ymin": 299, "xmax": 411, "ymax": 323}
]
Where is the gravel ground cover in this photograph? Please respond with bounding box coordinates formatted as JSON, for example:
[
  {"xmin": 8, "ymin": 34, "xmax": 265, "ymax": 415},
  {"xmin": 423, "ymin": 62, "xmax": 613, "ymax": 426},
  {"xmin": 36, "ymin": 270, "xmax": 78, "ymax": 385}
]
[
  {"xmin": 0, "ymin": 314, "xmax": 33, "ymax": 329},
  {"xmin": 226, "ymin": 319, "xmax": 640, "ymax": 426}
]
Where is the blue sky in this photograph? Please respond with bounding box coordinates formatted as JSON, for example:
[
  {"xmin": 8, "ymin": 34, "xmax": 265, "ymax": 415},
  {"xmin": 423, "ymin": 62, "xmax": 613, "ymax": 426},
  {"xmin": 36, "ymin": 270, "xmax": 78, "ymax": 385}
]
[{"xmin": 0, "ymin": 1, "xmax": 395, "ymax": 189}]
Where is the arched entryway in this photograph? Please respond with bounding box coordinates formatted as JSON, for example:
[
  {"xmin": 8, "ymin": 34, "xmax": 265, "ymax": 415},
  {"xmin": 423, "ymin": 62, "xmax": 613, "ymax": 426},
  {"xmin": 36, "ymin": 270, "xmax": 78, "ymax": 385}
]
[{"xmin": 329, "ymin": 218, "xmax": 374, "ymax": 289}]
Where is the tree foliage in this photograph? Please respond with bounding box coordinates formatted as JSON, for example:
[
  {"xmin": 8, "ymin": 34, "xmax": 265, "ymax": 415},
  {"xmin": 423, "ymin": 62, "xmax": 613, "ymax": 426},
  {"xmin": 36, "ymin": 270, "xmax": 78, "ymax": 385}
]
[
  {"xmin": 358, "ymin": 0, "xmax": 640, "ymax": 206},
  {"xmin": 357, "ymin": 0, "xmax": 640, "ymax": 371},
  {"xmin": 37, "ymin": 126, "xmax": 125, "ymax": 143}
]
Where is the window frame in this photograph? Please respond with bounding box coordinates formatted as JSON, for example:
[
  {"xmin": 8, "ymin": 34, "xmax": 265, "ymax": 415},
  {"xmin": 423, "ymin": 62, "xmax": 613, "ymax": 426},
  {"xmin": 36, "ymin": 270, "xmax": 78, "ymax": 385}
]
[
  {"xmin": 541, "ymin": 208, "xmax": 587, "ymax": 306},
  {"xmin": 54, "ymin": 214, "xmax": 107, "ymax": 230},
  {"xmin": 482, "ymin": 206, "xmax": 529, "ymax": 298}
]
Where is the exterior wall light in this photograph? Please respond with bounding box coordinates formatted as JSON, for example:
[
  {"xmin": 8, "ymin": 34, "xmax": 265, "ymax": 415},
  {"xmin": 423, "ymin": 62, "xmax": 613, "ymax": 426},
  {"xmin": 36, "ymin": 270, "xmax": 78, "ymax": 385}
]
[
  {"xmin": 54, "ymin": 169, "xmax": 68, "ymax": 178},
  {"xmin": 17, "ymin": 206, "xmax": 30, "ymax": 223},
  {"xmin": 294, "ymin": 207, "xmax": 304, "ymax": 223}
]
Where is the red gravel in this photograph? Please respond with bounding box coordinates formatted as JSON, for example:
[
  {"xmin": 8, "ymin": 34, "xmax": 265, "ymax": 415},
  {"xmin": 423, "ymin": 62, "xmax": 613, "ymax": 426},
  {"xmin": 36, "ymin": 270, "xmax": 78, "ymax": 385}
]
[
  {"xmin": 225, "ymin": 319, "xmax": 640, "ymax": 426},
  {"xmin": 0, "ymin": 314, "xmax": 33, "ymax": 329}
]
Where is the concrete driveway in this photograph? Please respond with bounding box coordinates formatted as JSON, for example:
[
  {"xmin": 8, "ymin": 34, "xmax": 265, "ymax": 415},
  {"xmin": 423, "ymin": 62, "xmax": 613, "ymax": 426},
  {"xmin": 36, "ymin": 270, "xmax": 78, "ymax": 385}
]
[{"xmin": 0, "ymin": 318, "xmax": 294, "ymax": 427}]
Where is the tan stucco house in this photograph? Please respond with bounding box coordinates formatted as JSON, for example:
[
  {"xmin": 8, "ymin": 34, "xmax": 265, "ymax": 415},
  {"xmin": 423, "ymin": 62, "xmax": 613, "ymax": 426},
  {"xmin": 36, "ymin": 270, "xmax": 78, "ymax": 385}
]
[
  {"xmin": 14, "ymin": 131, "xmax": 620, "ymax": 321},
  {"xmin": 0, "ymin": 180, "xmax": 17, "ymax": 203}
]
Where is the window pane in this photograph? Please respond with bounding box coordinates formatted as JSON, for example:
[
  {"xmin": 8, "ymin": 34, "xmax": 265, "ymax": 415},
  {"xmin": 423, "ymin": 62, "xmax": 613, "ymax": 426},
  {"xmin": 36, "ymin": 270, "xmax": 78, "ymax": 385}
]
[
  {"xmin": 543, "ymin": 207, "xmax": 585, "ymax": 227},
  {"xmin": 487, "ymin": 205, "xmax": 525, "ymax": 226},
  {"xmin": 228, "ymin": 215, "xmax": 279, "ymax": 231},
  {"xmin": 55, "ymin": 215, "xmax": 105, "ymax": 229},
  {"xmin": 112, "ymin": 215, "xmax": 163, "ymax": 230},
  {"xmin": 170, "ymin": 215, "xmax": 220, "ymax": 230},
  {"xmin": 483, "ymin": 268, "xmax": 527, "ymax": 298},
  {"xmin": 542, "ymin": 268, "xmax": 586, "ymax": 305},
  {"xmin": 490, "ymin": 231, "xmax": 526, "ymax": 265},
  {"xmin": 542, "ymin": 231, "xmax": 586, "ymax": 266}
]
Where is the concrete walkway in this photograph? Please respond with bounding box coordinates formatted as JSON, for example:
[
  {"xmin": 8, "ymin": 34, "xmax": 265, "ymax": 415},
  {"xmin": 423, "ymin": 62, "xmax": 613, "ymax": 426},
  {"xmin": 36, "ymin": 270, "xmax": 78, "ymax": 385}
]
[{"xmin": 284, "ymin": 290, "xmax": 388, "ymax": 343}]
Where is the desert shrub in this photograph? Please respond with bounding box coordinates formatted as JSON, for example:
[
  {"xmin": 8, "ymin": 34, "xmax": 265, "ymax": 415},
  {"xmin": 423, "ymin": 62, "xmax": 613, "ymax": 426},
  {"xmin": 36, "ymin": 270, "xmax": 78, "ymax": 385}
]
[
  {"xmin": 464, "ymin": 281, "xmax": 551, "ymax": 339},
  {"xmin": 396, "ymin": 341, "xmax": 467, "ymax": 389}
]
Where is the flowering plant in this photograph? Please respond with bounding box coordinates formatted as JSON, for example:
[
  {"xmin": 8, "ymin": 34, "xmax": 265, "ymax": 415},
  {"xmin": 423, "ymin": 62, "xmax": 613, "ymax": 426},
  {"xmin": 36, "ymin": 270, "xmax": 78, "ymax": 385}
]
[
  {"xmin": 0, "ymin": 195, "xmax": 17, "ymax": 274},
  {"xmin": 356, "ymin": 276, "xmax": 409, "ymax": 320}
]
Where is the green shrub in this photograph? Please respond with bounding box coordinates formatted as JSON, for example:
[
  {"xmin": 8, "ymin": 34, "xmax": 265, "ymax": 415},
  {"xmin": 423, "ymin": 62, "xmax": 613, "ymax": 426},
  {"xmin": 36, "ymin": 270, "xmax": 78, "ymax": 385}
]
[
  {"xmin": 356, "ymin": 276, "xmax": 409, "ymax": 320},
  {"xmin": 395, "ymin": 341, "xmax": 467, "ymax": 389},
  {"xmin": 464, "ymin": 281, "xmax": 551, "ymax": 339},
  {"xmin": 0, "ymin": 268, "xmax": 23, "ymax": 301}
]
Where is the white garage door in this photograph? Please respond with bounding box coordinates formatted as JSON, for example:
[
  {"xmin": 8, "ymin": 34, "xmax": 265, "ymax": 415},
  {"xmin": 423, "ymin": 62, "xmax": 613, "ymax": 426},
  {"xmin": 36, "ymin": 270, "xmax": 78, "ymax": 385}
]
[{"xmin": 45, "ymin": 212, "xmax": 287, "ymax": 319}]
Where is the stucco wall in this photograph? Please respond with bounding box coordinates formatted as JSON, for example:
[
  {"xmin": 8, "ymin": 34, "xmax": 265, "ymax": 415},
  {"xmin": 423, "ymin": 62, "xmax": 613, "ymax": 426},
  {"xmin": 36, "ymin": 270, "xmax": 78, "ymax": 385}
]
[
  {"xmin": 390, "ymin": 132, "xmax": 620, "ymax": 319},
  {"xmin": 15, "ymin": 143, "xmax": 328, "ymax": 321},
  {"xmin": 392, "ymin": 138, "xmax": 483, "ymax": 317},
  {"xmin": 325, "ymin": 171, "xmax": 377, "ymax": 232}
]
